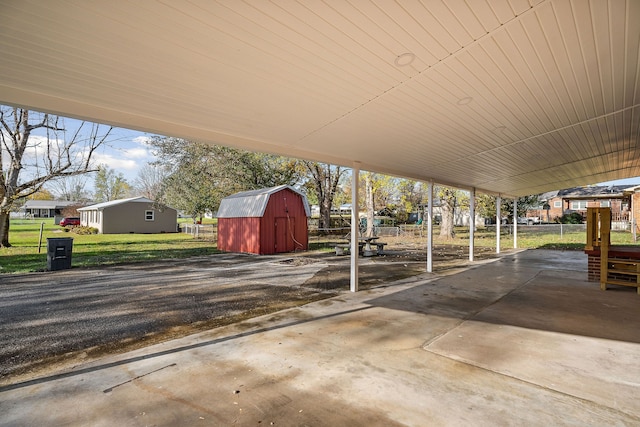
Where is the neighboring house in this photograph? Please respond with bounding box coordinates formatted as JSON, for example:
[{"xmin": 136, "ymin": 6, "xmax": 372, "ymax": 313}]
[
  {"xmin": 625, "ymin": 185, "xmax": 640, "ymax": 235},
  {"xmin": 529, "ymin": 185, "xmax": 635, "ymax": 223},
  {"xmin": 78, "ymin": 197, "xmax": 177, "ymax": 234},
  {"xmin": 217, "ymin": 185, "xmax": 309, "ymax": 255},
  {"xmin": 412, "ymin": 203, "xmax": 484, "ymax": 227},
  {"xmin": 22, "ymin": 200, "xmax": 80, "ymax": 224}
]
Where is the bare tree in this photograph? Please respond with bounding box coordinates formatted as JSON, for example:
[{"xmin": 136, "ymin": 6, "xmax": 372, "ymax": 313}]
[
  {"xmin": 49, "ymin": 175, "xmax": 92, "ymax": 202},
  {"xmin": 436, "ymin": 186, "xmax": 469, "ymax": 240},
  {"xmin": 133, "ymin": 163, "xmax": 168, "ymax": 200},
  {"xmin": 0, "ymin": 107, "xmax": 112, "ymax": 247},
  {"xmin": 303, "ymin": 162, "xmax": 346, "ymax": 230}
]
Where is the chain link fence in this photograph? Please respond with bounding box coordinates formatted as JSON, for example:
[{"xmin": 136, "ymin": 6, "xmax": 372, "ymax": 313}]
[{"xmin": 181, "ymin": 223, "xmax": 217, "ymax": 240}]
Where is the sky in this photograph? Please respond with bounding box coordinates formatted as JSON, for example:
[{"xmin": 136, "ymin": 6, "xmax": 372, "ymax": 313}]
[
  {"xmin": 21, "ymin": 115, "xmax": 158, "ymax": 194},
  {"xmin": 593, "ymin": 177, "xmax": 640, "ymax": 187},
  {"xmin": 90, "ymin": 127, "xmax": 155, "ymax": 182}
]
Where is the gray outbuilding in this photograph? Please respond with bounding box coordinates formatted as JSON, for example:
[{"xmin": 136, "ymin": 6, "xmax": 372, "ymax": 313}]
[{"xmin": 78, "ymin": 197, "xmax": 177, "ymax": 234}]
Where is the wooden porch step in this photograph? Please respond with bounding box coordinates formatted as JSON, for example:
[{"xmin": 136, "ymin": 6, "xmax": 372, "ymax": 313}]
[
  {"xmin": 601, "ymin": 278, "xmax": 640, "ymax": 294},
  {"xmin": 608, "ymin": 258, "xmax": 640, "ymax": 264},
  {"xmin": 607, "ymin": 258, "xmax": 640, "ymax": 277},
  {"xmin": 608, "ymin": 269, "xmax": 640, "ymax": 276},
  {"xmin": 606, "ymin": 278, "xmax": 640, "ymax": 286}
]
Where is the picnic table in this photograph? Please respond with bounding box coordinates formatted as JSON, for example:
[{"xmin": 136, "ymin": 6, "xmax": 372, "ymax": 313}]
[
  {"xmin": 359, "ymin": 236, "xmax": 379, "ymax": 256},
  {"xmin": 335, "ymin": 235, "xmax": 386, "ymax": 257}
]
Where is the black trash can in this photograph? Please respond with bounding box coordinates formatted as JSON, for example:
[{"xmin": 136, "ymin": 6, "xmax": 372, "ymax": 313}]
[{"xmin": 47, "ymin": 237, "xmax": 73, "ymax": 271}]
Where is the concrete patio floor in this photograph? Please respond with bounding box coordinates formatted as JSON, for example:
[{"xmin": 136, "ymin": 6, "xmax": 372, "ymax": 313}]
[{"xmin": 1, "ymin": 249, "xmax": 639, "ymax": 426}]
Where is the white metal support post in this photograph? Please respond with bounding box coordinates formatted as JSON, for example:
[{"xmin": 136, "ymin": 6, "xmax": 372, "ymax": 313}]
[
  {"xmin": 427, "ymin": 181, "xmax": 434, "ymax": 273},
  {"xmin": 350, "ymin": 163, "xmax": 360, "ymax": 292},
  {"xmin": 496, "ymin": 195, "xmax": 501, "ymax": 254},
  {"xmin": 513, "ymin": 197, "xmax": 518, "ymax": 248},
  {"xmin": 469, "ymin": 188, "xmax": 475, "ymax": 262}
]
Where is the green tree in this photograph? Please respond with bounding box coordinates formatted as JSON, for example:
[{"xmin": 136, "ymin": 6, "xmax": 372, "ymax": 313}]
[
  {"xmin": 162, "ymin": 159, "xmax": 222, "ymax": 222},
  {"xmin": 150, "ymin": 139, "xmax": 228, "ymax": 221},
  {"xmin": 29, "ymin": 189, "xmax": 55, "ymax": 200},
  {"xmin": 359, "ymin": 172, "xmax": 396, "ymax": 235},
  {"xmin": 0, "ymin": 107, "xmax": 111, "ymax": 247},
  {"xmin": 93, "ymin": 165, "xmax": 131, "ymax": 202},
  {"xmin": 476, "ymin": 194, "xmax": 540, "ymax": 223},
  {"xmin": 150, "ymin": 137, "xmax": 301, "ymax": 221},
  {"xmin": 237, "ymin": 152, "xmax": 304, "ymax": 189},
  {"xmin": 396, "ymin": 179, "xmax": 425, "ymax": 223}
]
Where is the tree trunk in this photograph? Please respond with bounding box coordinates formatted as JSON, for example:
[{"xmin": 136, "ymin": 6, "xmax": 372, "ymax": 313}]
[
  {"xmin": 320, "ymin": 195, "xmax": 332, "ymax": 231},
  {"xmin": 0, "ymin": 211, "xmax": 11, "ymax": 248},
  {"xmin": 365, "ymin": 174, "xmax": 375, "ymax": 237},
  {"xmin": 439, "ymin": 189, "xmax": 456, "ymax": 240}
]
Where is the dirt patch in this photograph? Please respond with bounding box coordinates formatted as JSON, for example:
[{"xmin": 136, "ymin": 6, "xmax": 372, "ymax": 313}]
[{"xmin": 302, "ymin": 242, "xmax": 499, "ymax": 291}]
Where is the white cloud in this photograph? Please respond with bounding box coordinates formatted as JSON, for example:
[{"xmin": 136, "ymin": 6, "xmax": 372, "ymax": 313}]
[
  {"xmin": 133, "ymin": 135, "xmax": 153, "ymax": 146},
  {"xmin": 122, "ymin": 147, "xmax": 150, "ymax": 159},
  {"xmin": 92, "ymin": 152, "xmax": 140, "ymax": 171}
]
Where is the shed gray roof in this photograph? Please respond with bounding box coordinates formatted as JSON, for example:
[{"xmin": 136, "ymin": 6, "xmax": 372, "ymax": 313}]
[
  {"xmin": 217, "ymin": 185, "xmax": 310, "ymax": 218},
  {"xmin": 78, "ymin": 197, "xmax": 168, "ymax": 211}
]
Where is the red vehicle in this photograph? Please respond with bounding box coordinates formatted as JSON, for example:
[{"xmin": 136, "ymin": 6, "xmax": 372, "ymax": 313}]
[{"xmin": 59, "ymin": 217, "xmax": 80, "ymax": 227}]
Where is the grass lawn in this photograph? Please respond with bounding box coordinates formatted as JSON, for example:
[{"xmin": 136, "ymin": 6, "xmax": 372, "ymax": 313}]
[
  {"xmin": 0, "ymin": 219, "xmax": 220, "ymax": 274},
  {"xmin": 2, "ymin": 220, "xmax": 639, "ymax": 274},
  {"xmin": 450, "ymin": 224, "xmax": 639, "ymax": 250}
]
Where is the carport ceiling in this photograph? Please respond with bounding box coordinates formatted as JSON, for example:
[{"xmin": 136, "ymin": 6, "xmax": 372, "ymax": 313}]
[{"xmin": 1, "ymin": 0, "xmax": 639, "ymax": 197}]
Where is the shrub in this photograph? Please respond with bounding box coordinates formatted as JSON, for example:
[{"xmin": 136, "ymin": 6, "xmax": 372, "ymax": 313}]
[
  {"xmin": 71, "ymin": 226, "xmax": 99, "ymax": 235},
  {"xmin": 557, "ymin": 212, "xmax": 584, "ymax": 224}
]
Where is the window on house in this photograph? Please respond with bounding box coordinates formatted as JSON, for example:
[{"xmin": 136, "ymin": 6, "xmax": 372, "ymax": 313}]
[
  {"xmin": 145, "ymin": 210, "xmax": 155, "ymax": 221},
  {"xmin": 570, "ymin": 201, "xmax": 587, "ymax": 210},
  {"xmin": 600, "ymin": 201, "xmax": 610, "ymax": 207},
  {"xmin": 554, "ymin": 201, "xmax": 561, "ymax": 208}
]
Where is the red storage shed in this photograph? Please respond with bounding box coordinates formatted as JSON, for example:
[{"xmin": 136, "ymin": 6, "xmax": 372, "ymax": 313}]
[{"xmin": 217, "ymin": 185, "xmax": 310, "ymax": 255}]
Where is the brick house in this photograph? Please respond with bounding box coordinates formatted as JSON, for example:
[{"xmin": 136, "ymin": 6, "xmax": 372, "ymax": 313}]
[{"xmin": 528, "ymin": 185, "xmax": 635, "ymax": 223}]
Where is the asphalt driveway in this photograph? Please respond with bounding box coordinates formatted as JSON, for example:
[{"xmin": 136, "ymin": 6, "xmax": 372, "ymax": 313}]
[
  {"xmin": 0, "ymin": 253, "xmax": 335, "ymax": 382},
  {"xmin": 1, "ymin": 244, "xmax": 459, "ymax": 383}
]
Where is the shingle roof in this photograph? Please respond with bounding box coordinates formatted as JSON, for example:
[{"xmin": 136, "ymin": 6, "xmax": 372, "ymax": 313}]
[
  {"xmin": 78, "ymin": 197, "xmax": 156, "ymax": 211},
  {"xmin": 539, "ymin": 185, "xmax": 637, "ymax": 201},
  {"xmin": 217, "ymin": 185, "xmax": 310, "ymax": 218},
  {"xmin": 23, "ymin": 200, "xmax": 79, "ymax": 209}
]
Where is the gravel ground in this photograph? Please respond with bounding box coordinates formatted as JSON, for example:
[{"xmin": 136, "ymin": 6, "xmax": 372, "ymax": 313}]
[{"xmin": 0, "ymin": 243, "xmax": 498, "ymax": 384}]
